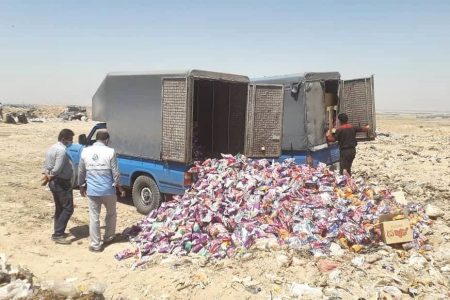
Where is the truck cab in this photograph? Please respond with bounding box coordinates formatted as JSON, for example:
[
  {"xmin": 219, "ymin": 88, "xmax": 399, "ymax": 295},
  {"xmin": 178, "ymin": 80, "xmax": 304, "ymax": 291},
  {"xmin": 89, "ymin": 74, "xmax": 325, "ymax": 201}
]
[{"xmin": 67, "ymin": 122, "xmax": 191, "ymax": 215}]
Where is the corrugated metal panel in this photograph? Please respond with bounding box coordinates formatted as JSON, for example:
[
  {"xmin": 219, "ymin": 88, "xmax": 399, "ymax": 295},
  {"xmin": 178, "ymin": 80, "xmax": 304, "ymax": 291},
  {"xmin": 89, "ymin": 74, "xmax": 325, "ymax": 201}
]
[
  {"xmin": 245, "ymin": 84, "xmax": 284, "ymax": 157},
  {"xmin": 161, "ymin": 77, "xmax": 189, "ymax": 162},
  {"xmin": 340, "ymin": 76, "xmax": 376, "ymax": 140}
]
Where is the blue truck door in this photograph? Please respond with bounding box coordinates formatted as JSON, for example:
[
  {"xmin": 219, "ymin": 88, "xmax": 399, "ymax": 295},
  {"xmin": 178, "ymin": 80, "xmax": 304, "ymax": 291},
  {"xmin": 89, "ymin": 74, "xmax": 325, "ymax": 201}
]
[{"xmin": 245, "ymin": 84, "xmax": 284, "ymax": 158}]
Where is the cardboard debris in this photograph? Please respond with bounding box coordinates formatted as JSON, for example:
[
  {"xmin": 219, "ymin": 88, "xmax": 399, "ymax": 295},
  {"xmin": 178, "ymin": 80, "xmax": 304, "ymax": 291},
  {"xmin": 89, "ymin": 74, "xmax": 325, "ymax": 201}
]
[
  {"xmin": 117, "ymin": 155, "xmax": 431, "ymax": 265},
  {"xmin": 381, "ymin": 217, "xmax": 413, "ymax": 244}
]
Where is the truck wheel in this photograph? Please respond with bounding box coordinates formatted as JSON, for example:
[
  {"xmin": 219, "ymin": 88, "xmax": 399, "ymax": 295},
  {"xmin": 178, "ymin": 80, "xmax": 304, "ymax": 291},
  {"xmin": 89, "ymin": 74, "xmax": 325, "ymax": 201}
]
[{"xmin": 132, "ymin": 175, "xmax": 161, "ymax": 215}]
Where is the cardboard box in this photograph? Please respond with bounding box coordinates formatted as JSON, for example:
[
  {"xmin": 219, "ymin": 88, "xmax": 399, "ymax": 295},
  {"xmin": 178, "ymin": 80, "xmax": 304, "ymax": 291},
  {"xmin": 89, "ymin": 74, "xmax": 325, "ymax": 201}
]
[
  {"xmin": 381, "ymin": 218, "xmax": 413, "ymax": 244},
  {"xmin": 325, "ymin": 93, "xmax": 338, "ymax": 106}
]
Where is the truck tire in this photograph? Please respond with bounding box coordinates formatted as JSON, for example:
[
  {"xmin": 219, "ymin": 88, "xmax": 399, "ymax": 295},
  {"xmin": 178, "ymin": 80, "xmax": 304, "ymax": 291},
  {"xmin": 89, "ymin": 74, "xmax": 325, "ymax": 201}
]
[{"xmin": 132, "ymin": 175, "xmax": 161, "ymax": 215}]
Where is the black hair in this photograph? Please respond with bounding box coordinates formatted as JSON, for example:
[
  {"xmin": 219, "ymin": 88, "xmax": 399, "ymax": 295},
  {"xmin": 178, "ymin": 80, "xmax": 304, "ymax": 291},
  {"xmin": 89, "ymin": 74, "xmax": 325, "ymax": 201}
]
[
  {"xmin": 58, "ymin": 129, "xmax": 75, "ymax": 141},
  {"xmin": 96, "ymin": 130, "xmax": 110, "ymax": 141},
  {"xmin": 338, "ymin": 113, "xmax": 348, "ymax": 123}
]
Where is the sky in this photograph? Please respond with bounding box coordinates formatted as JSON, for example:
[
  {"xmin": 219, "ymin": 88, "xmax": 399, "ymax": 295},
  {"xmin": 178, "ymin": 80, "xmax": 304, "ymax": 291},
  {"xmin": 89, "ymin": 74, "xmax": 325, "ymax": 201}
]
[{"xmin": 0, "ymin": 0, "xmax": 449, "ymax": 112}]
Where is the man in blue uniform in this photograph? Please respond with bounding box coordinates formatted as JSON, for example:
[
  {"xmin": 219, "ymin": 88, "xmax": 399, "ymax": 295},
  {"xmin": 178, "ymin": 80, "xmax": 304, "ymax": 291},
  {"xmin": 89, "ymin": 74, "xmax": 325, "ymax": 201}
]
[{"xmin": 78, "ymin": 131, "xmax": 125, "ymax": 252}]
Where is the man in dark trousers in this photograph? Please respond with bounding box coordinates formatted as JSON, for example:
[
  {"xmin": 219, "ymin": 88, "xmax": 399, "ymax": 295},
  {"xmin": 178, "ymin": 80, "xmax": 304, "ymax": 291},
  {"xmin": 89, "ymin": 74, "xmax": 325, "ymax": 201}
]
[
  {"xmin": 43, "ymin": 128, "xmax": 75, "ymax": 244},
  {"xmin": 326, "ymin": 113, "xmax": 369, "ymax": 176}
]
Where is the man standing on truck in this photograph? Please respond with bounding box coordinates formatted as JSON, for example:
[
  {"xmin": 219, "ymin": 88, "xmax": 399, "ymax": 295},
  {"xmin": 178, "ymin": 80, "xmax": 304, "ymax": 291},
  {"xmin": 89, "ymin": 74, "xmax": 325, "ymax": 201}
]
[
  {"xmin": 43, "ymin": 128, "xmax": 75, "ymax": 245},
  {"xmin": 78, "ymin": 130, "xmax": 125, "ymax": 252},
  {"xmin": 326, "ymin": 113, "xmax": 369, "ymax": 176}
]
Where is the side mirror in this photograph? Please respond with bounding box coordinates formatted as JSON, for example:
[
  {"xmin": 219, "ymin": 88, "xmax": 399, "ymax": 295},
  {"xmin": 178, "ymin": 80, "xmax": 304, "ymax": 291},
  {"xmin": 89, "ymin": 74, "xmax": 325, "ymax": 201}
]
[{"xmin": 78, "ymin": 134, "xmax": 87, "ymax": 145}]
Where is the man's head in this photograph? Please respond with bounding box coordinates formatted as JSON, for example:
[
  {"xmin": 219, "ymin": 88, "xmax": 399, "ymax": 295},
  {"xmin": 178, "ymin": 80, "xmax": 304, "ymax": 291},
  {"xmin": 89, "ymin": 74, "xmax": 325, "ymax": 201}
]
[
  {"xmin": 58, "ymin": 129, "xmax": 75, "ymax": 147},
  {"xmin": 338, "ymin": 113, "xmax": 349, "ymax": 124},
  {"xmin": 96, "ymin": 130, "xmax": 110, "ymax": 144}
]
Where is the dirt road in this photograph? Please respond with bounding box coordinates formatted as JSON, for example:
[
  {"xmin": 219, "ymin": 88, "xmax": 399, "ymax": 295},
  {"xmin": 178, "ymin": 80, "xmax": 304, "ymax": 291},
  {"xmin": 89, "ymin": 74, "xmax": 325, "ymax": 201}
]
[{"xmin": 0, "ymin": 114, "xmax": 449, "ymax": 299}]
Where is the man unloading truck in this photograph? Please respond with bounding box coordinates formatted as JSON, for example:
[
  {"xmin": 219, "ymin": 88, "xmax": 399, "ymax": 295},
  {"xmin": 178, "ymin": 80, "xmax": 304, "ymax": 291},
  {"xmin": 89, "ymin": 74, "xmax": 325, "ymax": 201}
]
[{"xmin": 326, "ymin": 113, "xmax": 370, "ymax": 176}]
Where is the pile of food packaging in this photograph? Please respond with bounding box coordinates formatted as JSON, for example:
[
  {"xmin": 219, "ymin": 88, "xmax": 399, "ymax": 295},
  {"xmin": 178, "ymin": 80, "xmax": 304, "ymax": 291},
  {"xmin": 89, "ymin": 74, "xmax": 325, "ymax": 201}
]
[{"xmin": 116, "ymin": 154, "xmax": 431, "ymax": 262}]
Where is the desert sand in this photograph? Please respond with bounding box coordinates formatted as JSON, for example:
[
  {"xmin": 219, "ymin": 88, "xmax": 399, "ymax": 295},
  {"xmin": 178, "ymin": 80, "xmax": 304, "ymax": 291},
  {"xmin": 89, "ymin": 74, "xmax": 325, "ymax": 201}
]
[{"xmin": 0, "ymin": 109, "xmax": 449, "ymax": 299}]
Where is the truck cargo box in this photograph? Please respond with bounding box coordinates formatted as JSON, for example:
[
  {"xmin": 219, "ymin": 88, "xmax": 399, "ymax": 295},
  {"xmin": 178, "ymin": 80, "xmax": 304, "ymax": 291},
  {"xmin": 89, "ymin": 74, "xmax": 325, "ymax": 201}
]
[
  {"xmin": 252, "ymin": 72, "xmax": 376, "ymax": 150},
  {"xmin": 92, "ymin": 70, "xmax": 284, "ymax": 164}
]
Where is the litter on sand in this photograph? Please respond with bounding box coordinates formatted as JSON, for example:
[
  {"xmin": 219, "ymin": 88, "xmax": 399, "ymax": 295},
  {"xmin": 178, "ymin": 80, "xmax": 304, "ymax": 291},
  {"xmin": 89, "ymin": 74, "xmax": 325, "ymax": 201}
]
[{"xmin": 116, "ymin": 154, "xmax": 431, "ymax": 264}]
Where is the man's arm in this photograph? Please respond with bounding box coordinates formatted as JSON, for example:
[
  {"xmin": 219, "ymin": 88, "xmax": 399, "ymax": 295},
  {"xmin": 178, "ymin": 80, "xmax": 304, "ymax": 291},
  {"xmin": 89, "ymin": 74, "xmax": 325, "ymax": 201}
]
[
  {"xmin": 326, "ymin": 128, "xmax": 337, "ymax": 142},
  {"xmin": 51, "ymin": 147, "xmax": 66, "ymax": 177},
  {"xmin": 111, "ymin": 151, "xmax": 125, "ymax": 197},
  {"xmin": 42, "ymin": 150, "xmax": 53, "ymax": 185},
  {"xmin": 78, "ymin": 156, "xmax": 87, "ymax": 197}
]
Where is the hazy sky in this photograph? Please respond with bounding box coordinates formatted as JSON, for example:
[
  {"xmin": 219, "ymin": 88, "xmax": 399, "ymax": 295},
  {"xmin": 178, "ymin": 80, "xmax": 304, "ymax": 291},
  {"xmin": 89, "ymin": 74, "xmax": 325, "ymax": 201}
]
[{"xmin": 1, "ymin": 1, "xmax": 449, "ymax": 112}]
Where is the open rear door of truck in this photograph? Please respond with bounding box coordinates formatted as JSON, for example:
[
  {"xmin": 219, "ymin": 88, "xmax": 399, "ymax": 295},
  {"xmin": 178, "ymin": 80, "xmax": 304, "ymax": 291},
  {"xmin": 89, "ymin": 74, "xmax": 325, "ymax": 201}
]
[
  {"xmin": 161, "ymin": 77, "xmax": 192, "ymax": 163},
  {"xmin": 339, "ymin": 76, "xmax": 376, "ymax": 140},
  {"xmin": 245, "ymin": 84, "xmax": 284, "ymax": 158}
]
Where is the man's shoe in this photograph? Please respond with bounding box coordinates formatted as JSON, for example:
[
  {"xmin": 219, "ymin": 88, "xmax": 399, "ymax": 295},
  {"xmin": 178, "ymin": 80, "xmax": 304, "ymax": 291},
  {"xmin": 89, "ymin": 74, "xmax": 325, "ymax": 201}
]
[
  {"xmin": 89, "ymin": 246, "xmax": 103, "ymax": 253},
  {"xmin": 103, "ymin": 235, "xmax": 116, "ymax": 245},
  {"xmin": 52, "ymin": 233, "xmax": 69, "ymax": 238},
  {"xmin": 52, "ymin": 236, "xmax": 71, "ymax": 245}
]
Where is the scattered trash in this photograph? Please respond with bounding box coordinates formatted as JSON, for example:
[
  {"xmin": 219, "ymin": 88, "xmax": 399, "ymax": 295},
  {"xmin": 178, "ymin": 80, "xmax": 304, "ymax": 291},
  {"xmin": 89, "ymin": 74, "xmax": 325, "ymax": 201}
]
[
  {"xmin": 329, "ymin": 243, "xmax": 345, "ymax": 256},
  {"xmin": 317, "ymin": 259, "xmax": 340, "ymax": 273},
  {"xmin": 328, "ymin": 269, "xmax": 341, "ymax": 284},
  {"xmin": 58, "ymin": 105, "xmax": 88, "ymax": 121},
  {"xmin": 0, "ymin": 279, "xmax": 31, "ymax": 299},
  {"xmin": 276, "ymin": 254, "xmax": 292, "ymax": 268},
  {"xmin": 381, "ymin": 285, "xmax": 403, "ymax": 299},
  {"xmin": 117, "ymin": 154, "xmax": 432, "ymax": 267},
  {"xmin": 244, "ymin": 285, "xmax": 261, "ymax": 294},
  {"xmin": 351, "ymin": 256, "xmax": 365, "ymax": 268},
  {"xmin": 0, "ymin": 252, "xmax": 106, "ymax": 299},
  {"xmin": 231, "ymin": 276, "xmax": 261, "ymax": 294},
  {"xmin": 408, "ymin": 253, "xmax": 428, "ymax": 271},
  {"xmin": 290, "ymin": 283, "xmax": 323, "ymax": 298},
  {"xmin": 425, "ymin": 204, "xmax": 444, "ymax": 219}
]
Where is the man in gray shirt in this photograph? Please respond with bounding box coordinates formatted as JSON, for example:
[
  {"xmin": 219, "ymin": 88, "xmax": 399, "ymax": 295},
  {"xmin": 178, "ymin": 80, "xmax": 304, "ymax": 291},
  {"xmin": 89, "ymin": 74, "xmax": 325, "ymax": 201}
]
[{"xmin": 43, "ymin": 128, "xmax": 75, "ymax": 244}]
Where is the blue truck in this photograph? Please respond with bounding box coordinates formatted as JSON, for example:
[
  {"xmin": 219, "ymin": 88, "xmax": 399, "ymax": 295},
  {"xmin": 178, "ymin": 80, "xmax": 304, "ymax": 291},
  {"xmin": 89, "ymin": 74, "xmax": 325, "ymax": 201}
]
[
  {"xmin": 68, "ymin": 70, "xmax": 375, "ymax": 214},
  {"xmin": 67, "ymin": 70, "xmax": 285, "ymax": 214}
]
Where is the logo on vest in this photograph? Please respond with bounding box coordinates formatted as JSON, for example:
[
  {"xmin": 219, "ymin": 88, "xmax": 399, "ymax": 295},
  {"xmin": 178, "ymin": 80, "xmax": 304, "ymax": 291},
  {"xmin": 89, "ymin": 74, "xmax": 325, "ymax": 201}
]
[{"xmin": 92, "ymin": 153, "xmax": 99, "ymax": 161}]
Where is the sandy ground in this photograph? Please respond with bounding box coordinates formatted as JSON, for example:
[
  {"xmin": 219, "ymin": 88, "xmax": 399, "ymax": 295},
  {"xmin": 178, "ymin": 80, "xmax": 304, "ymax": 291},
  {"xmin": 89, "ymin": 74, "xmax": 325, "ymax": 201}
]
[{"xmin": 0, "ymin": 113, "xmax": 449, "ymax": 299}]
